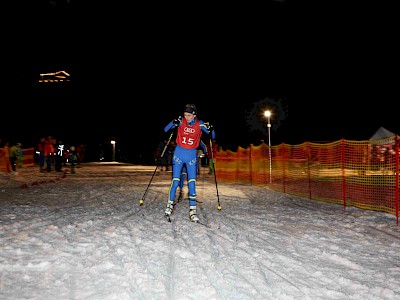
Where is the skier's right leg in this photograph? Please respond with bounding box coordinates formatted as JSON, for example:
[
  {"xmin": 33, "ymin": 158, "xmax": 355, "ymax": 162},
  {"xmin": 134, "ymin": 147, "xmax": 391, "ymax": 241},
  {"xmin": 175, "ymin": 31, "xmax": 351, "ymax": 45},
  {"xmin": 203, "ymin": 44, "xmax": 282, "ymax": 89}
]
[
  {"xmin": 165, "ymin": 161, "xmax": 183, "ymax": 216},
  {"xmin": 165, "ymin": 178, "xmax": 180, "ymax": 216}
]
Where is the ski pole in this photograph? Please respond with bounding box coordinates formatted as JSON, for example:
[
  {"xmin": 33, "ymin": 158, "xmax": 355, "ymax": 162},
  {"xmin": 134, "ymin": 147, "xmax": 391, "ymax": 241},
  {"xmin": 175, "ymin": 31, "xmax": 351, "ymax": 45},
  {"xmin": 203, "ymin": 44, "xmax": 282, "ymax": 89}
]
[
  {"xmin": 209, "ymin": 136, "xmax": 222, "ymax": 210},
  {"xmin": 139, "ymin": 130, "xmax": 174, "ymax": 206}
]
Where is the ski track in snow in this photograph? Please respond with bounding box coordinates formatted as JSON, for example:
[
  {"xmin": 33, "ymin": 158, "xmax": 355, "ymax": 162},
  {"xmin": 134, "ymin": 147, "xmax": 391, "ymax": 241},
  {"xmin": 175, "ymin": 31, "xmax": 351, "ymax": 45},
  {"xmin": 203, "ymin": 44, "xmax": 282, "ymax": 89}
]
[{"xmin": 1, "ymin": 163, "xmax": 400, "ymax": 300}]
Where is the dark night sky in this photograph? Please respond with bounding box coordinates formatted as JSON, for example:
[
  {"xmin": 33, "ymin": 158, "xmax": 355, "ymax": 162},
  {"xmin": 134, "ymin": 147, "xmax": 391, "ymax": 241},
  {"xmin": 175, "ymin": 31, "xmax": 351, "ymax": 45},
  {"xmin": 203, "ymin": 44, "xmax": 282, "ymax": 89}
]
[{"xmin": 3, "ymin": 1, "xmax": 395, "ymax": 163}]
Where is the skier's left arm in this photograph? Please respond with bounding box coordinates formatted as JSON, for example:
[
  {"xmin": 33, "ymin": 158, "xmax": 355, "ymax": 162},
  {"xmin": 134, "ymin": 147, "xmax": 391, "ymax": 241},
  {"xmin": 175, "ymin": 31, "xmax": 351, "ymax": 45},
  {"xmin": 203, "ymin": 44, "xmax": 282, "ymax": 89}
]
[{"xmin": 200, "ymin": 121, "xmax": 216, "ymax": 140}]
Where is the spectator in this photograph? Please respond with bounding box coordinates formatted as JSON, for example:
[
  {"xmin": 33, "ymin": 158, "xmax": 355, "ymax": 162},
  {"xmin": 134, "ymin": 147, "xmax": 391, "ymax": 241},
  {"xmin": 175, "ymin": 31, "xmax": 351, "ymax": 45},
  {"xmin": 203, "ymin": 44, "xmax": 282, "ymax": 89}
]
[
  {"xmin": 76, "ymin": 144, "xmax": 85, "ymax": 164},
  {"xmin": 63, "ymin": 148, "xmax": 70, "ymax": 167},
  {"xmin": 69, "ymin": 146, "xmax": 78, "ymax": 174},
  {"xmin": 16, "ymin": 143, "xmax": 23, "ymax": 168},
  {"xmin": 9, "ymin": 143, "xmax": 19, "ymax": 173},
  {"xmin": 55, "ymin": 140, "xmax": 65, "ymax": 172},
  {"xmin": 43, "ymin": 136, "xmax": 55, "ymax": 172},
  {"xmin": 37, "ymin": 137, "xmax": 45, "ymax": 172}
]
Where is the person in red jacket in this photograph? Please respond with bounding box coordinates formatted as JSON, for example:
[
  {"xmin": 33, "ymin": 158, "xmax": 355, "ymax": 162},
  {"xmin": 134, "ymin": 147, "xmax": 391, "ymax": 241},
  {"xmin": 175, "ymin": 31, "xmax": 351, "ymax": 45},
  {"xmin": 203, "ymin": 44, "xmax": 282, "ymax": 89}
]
[{"xmin": 43, "ymin": 136, "xmax": 55, "ymax": 172}]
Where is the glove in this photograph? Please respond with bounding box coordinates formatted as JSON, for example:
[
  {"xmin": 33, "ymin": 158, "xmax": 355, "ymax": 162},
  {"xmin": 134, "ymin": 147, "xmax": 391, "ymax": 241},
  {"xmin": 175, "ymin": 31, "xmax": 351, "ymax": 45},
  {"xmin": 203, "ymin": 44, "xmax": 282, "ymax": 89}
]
[
  {"xmin": 205, "ymin": 122, "xmax": 213, "ymax": 131},
  {"xmin": 173, "ymin": 117, "xmax": 181, "ymax": 126}
]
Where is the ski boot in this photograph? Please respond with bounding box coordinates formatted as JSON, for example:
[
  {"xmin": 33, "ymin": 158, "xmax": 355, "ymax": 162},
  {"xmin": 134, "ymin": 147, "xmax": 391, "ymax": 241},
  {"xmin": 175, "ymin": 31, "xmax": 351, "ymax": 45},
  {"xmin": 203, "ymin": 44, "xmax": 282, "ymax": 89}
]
[
  {"xmin": 165, "ymin": 201, "xmax": 174, "ymax": 216},
  {"xmin": 189, "ymin": 206, "xmax": 199, "ymax": 222}
]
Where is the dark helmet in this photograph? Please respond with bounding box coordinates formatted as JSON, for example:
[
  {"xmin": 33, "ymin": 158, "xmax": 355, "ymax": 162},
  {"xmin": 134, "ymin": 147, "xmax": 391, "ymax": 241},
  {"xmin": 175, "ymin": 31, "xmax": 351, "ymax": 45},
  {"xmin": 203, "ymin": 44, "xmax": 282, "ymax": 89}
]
[{"xmin": 183, "ymin": 104, "xmax": 197, "ymax": 115}]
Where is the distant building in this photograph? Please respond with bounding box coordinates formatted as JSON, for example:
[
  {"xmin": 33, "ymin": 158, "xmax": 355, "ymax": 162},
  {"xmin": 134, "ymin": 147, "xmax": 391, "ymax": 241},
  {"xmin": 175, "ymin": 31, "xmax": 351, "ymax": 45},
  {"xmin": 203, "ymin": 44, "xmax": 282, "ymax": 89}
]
[{"xmin": 39, "ymin": 70, "xmax": 70, "ymax": 83}]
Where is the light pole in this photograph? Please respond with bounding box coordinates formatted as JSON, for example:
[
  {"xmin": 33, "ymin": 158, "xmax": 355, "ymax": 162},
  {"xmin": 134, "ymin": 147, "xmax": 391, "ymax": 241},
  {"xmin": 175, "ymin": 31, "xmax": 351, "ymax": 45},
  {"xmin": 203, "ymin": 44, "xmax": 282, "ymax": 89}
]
[
  {"xmin": 111, "ymin": 140, "xmax": 116, "ymax": 162},
  {"xmin": 264, "ymin": 110, "xmax": 272, "ymax": 183}
]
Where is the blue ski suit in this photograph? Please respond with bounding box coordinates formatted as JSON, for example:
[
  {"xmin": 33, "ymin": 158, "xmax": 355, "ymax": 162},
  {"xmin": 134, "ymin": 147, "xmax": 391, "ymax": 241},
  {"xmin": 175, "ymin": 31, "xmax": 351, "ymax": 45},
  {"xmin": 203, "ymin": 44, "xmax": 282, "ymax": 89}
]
[{"xmin": 164, "ymin": 117, "xmax": 215, "ymax": 206}]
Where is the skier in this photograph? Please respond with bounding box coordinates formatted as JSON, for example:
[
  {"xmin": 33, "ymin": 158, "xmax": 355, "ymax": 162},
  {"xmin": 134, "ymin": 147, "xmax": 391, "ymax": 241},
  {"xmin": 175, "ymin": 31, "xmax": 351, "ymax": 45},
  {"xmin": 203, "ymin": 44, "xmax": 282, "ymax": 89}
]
[{"xmin": 164, "ymin": 103, "xmax": 215, "ymax": 222}]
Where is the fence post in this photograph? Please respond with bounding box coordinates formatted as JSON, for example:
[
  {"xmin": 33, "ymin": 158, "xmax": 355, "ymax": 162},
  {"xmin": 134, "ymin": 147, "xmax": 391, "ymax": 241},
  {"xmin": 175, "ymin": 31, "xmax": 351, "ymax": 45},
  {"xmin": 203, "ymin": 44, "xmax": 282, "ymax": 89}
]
[
  {"xmin": 341, "ymin": 139, "xmax": 346, "ymax": 209},
  {"xmin": 396, "ymin": 135, "xmax": 399, "ymax": 225}
]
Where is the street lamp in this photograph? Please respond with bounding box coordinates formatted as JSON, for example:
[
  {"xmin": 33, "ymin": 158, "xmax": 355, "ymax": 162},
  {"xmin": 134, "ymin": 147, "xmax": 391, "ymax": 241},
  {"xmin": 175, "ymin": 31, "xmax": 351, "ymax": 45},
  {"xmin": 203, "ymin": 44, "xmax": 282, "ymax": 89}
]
[
  {"xmin": 111, "ymin": 140, "xmax": 116, "ymax": 162},
  {"xmin": 264, "ymin": 110, "xmax": 272, "ymax": 183}
]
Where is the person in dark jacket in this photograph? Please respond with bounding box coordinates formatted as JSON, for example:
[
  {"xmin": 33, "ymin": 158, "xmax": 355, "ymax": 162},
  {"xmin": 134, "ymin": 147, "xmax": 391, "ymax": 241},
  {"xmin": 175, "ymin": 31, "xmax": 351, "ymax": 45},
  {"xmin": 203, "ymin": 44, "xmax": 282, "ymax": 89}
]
[{"xmin": 37, "ymin": 137, "xmax": 45, "ymax": 172}]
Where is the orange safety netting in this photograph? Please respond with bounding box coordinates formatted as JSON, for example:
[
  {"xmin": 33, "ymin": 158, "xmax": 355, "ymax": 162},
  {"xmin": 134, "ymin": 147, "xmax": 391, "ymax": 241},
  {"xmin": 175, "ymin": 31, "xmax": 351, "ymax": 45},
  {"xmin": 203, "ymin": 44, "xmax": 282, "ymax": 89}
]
[
  {"xmin": 0, "ymin": 147, "xmax": 35, "ymax": 172},
  {"xmin": 215, "ymin": 137, "xmax": 400, "ymax": 223}
]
